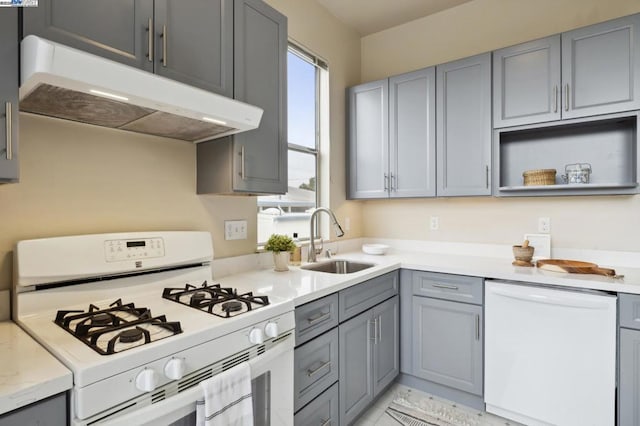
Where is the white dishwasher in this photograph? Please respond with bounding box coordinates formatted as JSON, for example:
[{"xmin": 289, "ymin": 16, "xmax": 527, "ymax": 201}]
[{"xmin": 484, "ymin": 280, "xmax": 616, "ymax": 426}]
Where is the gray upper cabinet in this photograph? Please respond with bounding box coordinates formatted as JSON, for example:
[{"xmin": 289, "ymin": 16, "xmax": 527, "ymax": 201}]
[
  {"xmin": 562, "ymin": 14, "xmax": 640, "ymax": 119},
  {"xmin": 23, "ymin": 0, "xmax": 234, "ymax": 96},
  {"xmin": 348, "ymin": 67, "xmax": 436, "ymax": 199},
  {"xmin": 348, "ymin": 79, "xmax": 389, "ymax": 199},
  {"xmin": 436, "ymin": 53, "xmax": 492, "ymax": 197},
  {"xmin": 0, "ymin": 9, "xmax": 19, "ymax": 182},
  {"xmin": 494, "ymin": 14, "xmax": 640, "ymax": 128},
  {"xmin": 23, "ymin": 0, "xmax": 154, "ymax": 72},
  {"xmin": 197, "ymin": 0, "xmax": 287, "ymax": 194},
  {"xmin": 153, "ymin": 0, "xmax": 233, "ymax": 96},
  {"xmin": 493, "ymin": 35, "xmax": 561, "ymax": 128}
]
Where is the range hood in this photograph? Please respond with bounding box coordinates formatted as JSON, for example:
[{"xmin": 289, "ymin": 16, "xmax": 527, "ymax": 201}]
[{"xmin": 19, "ymin": 36, "xmax": 263, "ymax": 142}]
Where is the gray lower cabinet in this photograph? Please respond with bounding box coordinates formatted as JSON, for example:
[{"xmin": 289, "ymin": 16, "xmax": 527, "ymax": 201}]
[
  {"xmin": 618, "ymin": 293, "xmax": 640, "ymax": 425},
  {"xmin": 0, "ymin": 9, "xmax": 19, "ymax": 182},
  {"xmin": 340, "ymin": 295, "xmax": 399, "ymax": 425},
  {"xmin": 23, "ymin": 0, "xmax": 233, "ymax": 96},
  {"xmin": 347, "ymin": 67, "xmax": 436, "ymax": 200},
  {"xmin": 436, "ymin": 53, "xmax": 492, "ymax": 197},
  {"xmin": 294, "ymin": 382, "xmax": 339, "ymax": 426},
  {"xmin": 0, "ymin": 392, "xmax": 67, "ymax": 426},
  {"xmin": 197, "ymin": 0, "xmax": 287, "ymax": 194}
]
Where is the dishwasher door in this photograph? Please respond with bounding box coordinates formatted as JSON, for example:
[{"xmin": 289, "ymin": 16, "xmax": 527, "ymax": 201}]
[{"xmin": 485, "ymin": 280, "xmax": 616, "ymax": 426}]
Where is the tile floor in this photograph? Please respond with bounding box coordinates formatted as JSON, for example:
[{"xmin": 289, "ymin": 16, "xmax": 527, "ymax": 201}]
[{"xmin": 353, "ymin": 383, "xmax": 521, "ymax": 426}]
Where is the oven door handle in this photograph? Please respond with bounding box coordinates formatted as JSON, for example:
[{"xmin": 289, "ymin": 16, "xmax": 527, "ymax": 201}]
[{"xmin": 103, "ymin": 335, "xmax": 294, "ymax": 426}]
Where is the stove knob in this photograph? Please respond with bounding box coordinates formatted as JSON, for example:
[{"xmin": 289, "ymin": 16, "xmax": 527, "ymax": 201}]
[
  {"xmin": 135, "ymin": 368, "xmax": 158, "ymax": 393},
  {"xmin": 164, "ymin": 358, "xmax": 186, "ymax": 380},
  {"xmin": 264, "ymin": 322, "xmax": 279, "ymax": 338},
  {"xmin": 249, "ymin": 327, "xmax": 264, "ymax": 345}
]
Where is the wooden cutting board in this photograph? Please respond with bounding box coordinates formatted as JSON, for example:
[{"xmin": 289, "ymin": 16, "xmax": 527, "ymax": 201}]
[{"xmin": 537, "ymin": 259, "xmax": 616, "ymax": 277}]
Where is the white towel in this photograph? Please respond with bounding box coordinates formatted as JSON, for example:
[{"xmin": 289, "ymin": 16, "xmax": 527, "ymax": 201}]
[{"xmin": 196, "ymin": 362, "xmax": 254, "ymax": 426}]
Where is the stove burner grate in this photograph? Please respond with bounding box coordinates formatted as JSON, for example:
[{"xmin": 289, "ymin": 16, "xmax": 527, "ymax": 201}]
[{"xmin": 163, "ymin": 281, "xmax": 269, "ymax": 318}]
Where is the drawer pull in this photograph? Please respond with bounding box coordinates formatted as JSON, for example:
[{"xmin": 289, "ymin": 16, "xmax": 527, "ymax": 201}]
[
  {"xmin": 307, "ymin": 360, "xmax": 331, "ymax": 378},
  {"xmin": 432, "ymin": 283, "xmax": 459, "ymax": 290},
  {"xmin": 320, "ymin": 418, "xmax": 331, "ymax": 426},
  {"xmin": 307, "ymin": 311, "xmax": 331, "ymax": 325}
]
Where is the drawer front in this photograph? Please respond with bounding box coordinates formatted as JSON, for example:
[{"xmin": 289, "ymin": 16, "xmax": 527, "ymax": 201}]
[
  {"xmin": 620, "ymin": 293, "xmax": 640, "ymax": 330},
  {"xmin": 295, "ymin": 293, "xmax": 339, "ymax": 346},
  {"xmin": 294, "ymin": 382, "xmax": 339, "ymax": 426},
  {"xmin": 412, "ymin": 271, "xmax": 483, "ymax": 305},
  {"xmin": 294, "ymin": 327, "xmax": 339, "ymax": 412},
  {"xmin": 339, "ymin": 271, "xmax": 399, "ymax": 322}
]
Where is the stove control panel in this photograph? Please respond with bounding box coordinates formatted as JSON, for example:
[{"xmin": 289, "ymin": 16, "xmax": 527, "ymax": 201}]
[{"xmin": 104, "ymin": 238, "xmax": 165, "ymax": 262}]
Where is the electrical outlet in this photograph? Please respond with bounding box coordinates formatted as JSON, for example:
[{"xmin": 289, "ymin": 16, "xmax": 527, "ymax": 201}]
[
  {"xmin": 430, "ymin": 216, "xmax": 439, "ymax": 231},
  {"xmin": 538, "ymin": 217, "xmax": 551, "ymax": 233},
  {"xmin": 344, "ymin": 217, "xmax": 351, "ymax": 231},
  {"xmin": 225, "ymin": 220, "xmax": 247, "ymax": 240}
]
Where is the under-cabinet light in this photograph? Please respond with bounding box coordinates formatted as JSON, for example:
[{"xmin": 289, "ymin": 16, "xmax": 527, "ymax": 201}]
[{"xmin": 202, "ymin": 117, "xmax": 227, "ymax": 125}]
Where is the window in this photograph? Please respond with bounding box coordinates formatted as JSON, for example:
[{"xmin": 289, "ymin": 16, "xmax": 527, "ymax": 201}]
[{"xmin": 258, "ymin": 43, "xmax": 328, "ymax": 244}]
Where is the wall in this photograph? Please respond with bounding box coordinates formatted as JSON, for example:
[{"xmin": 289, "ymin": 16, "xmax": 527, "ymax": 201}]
[
  {"xmin": 359, "ymin": 0, "xmax": 640, "ymax": 252},
  {"xmin": 0, "ymin": 0, "xmax": 362, "ymax": 292}
]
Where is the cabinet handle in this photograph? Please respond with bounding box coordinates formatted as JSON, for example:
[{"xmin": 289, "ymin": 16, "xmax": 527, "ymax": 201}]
[
  {"xmin": 485, "ymin": 165, "xmax": 489, "ymax": 189},
  {"xmin": 383, "ymin": 173, "xmax": 389, "ymax": 191},
  {"xmin": 432, "ymin": 283, "xmax": 459, "ymax": 290},
  {"xmin": 161, "ymin": 25, "xmax": 168, "ymax": 67},
  {"xmin": 475, "ymin": 315, "xmax": 480, "ymax": 341},
  {"xmin": 307, "ymin": 360, "xmax": 331, "ymax": 378},
  {"xmin": 377, "ymin": 315, "xmax": 382, "ymax": 343},
  {"xmin": 5, "ymin": 102, "xmax": 11, "ymax": 160},
  {"xmin": 320, "ymin": 419, "xmax": 331, "ymax": 426},
  {"xmin": 553, "ymin": 85, "xmax": 558, "ymax": 113},
  {"xmin": 146, "ymin": 18, "xmax": 153, "ymax": 62},
  {"xmin": 239, "ymin": 146, "xmax": 246, "ymax": 180},
  {"xmin": 565, "ymin": 84, "xmax": 569, "ymax": 112},
  {"xmin": 390, "ymin": 173, "xmax": 396, "ymax": 192},
  {"xmin": 307, "ymin": 311, "xmax": 330, "ymax": 325},
  {"xmin": 369, "ymin": 318, "xmax": 377, "ymax": 343}
]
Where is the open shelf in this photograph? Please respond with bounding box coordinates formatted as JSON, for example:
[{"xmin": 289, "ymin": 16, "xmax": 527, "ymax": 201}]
[{"xmin": 499, "ymin": 182, "xmax": 638, "ymax": 192}]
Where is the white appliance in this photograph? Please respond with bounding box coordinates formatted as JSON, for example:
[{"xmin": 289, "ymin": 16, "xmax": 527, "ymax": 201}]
[
  {"xmin": 20, "ymin": 36, "xmax": 263, "ymax": 142},
  {"xmin": 485, "ymin": 280, "xmax": 616, "ymax": 426},
  {"xmin": 13, "ymin": 231, "xmax": 294, "ymax": 425}
]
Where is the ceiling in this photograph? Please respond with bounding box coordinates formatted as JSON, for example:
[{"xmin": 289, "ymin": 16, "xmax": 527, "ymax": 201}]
[{"xmin": 315, "ymin": 0, "xmax": 474, "ymax": 36}]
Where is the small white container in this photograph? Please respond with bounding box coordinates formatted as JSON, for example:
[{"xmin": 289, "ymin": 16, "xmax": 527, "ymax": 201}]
[
  {"xmin": 362, "ymin": 244, "xmax": 389, "ymax": 255},
  {"xmin": 562, "ymin": 163, "xmax": 591, "ymax": 184}
]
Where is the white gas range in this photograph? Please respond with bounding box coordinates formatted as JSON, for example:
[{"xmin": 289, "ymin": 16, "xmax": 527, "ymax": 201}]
[{"xmin": 13, "ymin": 231, "xmax": 295, "ymax": 425}]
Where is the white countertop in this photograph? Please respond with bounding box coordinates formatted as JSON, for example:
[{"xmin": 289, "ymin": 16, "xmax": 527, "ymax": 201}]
[
  {"xmin": 219, "ymin": 242, "xmax": 640, "ymax": 307},
  {"xmin": 0, "ymin": 321, "xmax": 72, "ymax": 415}
]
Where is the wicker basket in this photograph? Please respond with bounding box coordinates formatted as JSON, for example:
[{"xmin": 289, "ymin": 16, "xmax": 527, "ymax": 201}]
[{"xmin": 523, "ymin": 169, "xmax": 556, "ymax": 186}]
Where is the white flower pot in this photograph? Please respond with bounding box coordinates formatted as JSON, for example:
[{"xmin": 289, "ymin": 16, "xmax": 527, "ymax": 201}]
[{"xmin": 272, "ymin": 251, "xmax": 290, "ymax": 272}]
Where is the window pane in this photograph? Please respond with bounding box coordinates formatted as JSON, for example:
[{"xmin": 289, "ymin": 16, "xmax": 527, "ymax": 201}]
[
  {"xmin": 257, "ymin": 151, "xmax": 316, "ymax": 243},
  {"xmin": 288, "ymin": 51, "xmax": 316, "ymax": 149}
]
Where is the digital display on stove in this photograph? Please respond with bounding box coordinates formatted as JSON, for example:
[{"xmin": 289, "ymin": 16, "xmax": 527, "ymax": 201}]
[{"xmin": 126, "ymin": 241, "xmax": 146, "ymax": 248}]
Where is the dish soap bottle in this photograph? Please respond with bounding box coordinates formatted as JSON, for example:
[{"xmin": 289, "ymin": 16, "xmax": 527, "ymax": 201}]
[{"xmin": 290, "ymin": 232, "xmax": 302, "ymax": 266}]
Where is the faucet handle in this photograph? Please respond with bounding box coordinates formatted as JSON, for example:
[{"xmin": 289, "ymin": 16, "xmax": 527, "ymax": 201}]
[{"xmin": 325, "ymin": 249, "xmax": 333, "ymax": 259}]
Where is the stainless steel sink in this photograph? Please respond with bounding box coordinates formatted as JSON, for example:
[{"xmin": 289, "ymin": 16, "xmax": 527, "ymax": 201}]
[{"xmin": 301, "ymin": 260, "xmax": 374, "ymax": 274}]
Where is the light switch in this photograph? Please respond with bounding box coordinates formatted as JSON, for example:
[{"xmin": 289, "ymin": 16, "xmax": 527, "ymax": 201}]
[{"xmin": 225, "ymin": 220, "xmax": 248, "ymax": 240}]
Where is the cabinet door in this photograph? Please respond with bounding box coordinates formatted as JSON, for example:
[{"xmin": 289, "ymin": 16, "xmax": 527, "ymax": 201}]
[
  {"xmin": 436, "ymin": 53, "xmax": 492, "ymax": 196},
  {"xmin": 389, "ymin": 68, "xmax": 436, "ymax": 198},
  {"xmin": 412, "ymin": 297, "xmax": 483, "ymax": 396},
  {"xmin": 619, "ymin": 328, "xmax": 640, "ymax": 425},
  {"xmin": 23, "ymin": 0, "xmax": 154, "ymax": 72},
  {"xmin": 373, "ymin": 295, "xmax": 399, "ymax": 396},
  {"xmin": 339, "ymin": 309, "xmax": 374, "ymax": 425},
  {"xmin": 562, "ymin": 14, "xmax": 640, "ymax": 119},
  {"xmin": 0, "ymin": 9, "xmax": 19, "ymax": 182},
  {"xmin": 232, "ymin": 0, "xmax": 287, "ymax": 194},
  {"xmin": 154, "ymin": 0, "xmax": 233, "ymax": 97},
  {"xmin": 347, "ymin": 79, "xmax": 389, "ymax": 199},
  {"xmin": 493, "ymin": 35, "xmax": 561, "ymax": 128}
]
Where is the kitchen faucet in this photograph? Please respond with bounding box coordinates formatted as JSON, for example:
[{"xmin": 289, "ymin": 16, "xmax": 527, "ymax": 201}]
[{"xmin": 308, "ymin": 207, "xmax": 345, "ymax": 262}]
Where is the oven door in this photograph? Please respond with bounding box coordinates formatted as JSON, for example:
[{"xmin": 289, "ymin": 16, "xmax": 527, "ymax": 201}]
[{"xmin": 103, "ymin": 336, "xmax": 294, "ymax": 426}]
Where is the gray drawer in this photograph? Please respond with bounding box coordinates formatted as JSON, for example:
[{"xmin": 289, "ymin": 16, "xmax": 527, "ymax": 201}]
[
  {"xmin": 620, "ymin": 293, "xmax": 640, "ymax": 330},
  {"xmin": 294, "ymin": 382, "xmax": 339, "ymax": 426},
  {"xmin": 296, "ymin": 293, "xmax": 339, "ymax": 346},
  {"xmin": 339, "ymin": 271, "xmax": 399, "ymax": 322},
  {"xmin": 294, "ymin": 327, "xmax": 339, "ymax": 412},
  {"xmin": 412, "ymin": 271, "xmax": 483, "ymax": 305},
  {"xmin": 0, "ymin": 392, "xmax": 67, "ymax": 426}
]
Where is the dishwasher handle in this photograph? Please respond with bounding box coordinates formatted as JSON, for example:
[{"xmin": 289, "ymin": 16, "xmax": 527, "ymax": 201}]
[{"xmin": 488, "ymin": 286, "xmax": 613, "ymax": 310}]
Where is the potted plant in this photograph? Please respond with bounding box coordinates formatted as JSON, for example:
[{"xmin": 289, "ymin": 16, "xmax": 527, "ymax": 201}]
[{"xmin": 264, "ymin": 234, "xmax": 296, "ymax": 271}]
